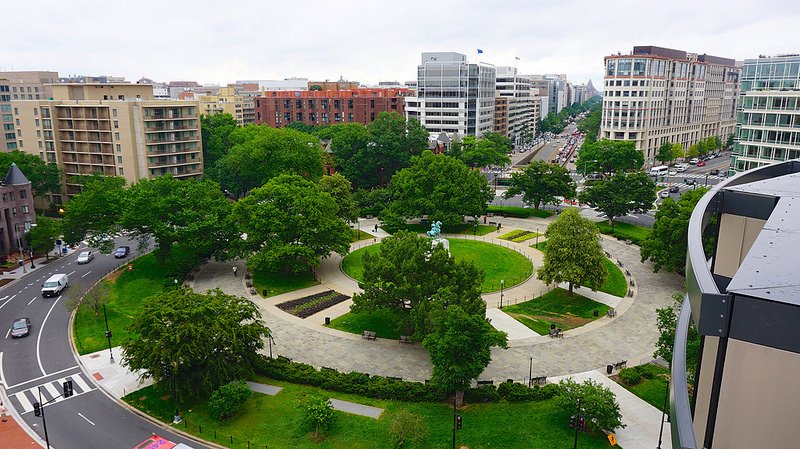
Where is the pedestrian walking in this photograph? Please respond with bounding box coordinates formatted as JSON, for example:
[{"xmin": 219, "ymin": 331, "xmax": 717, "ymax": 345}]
[
  {"xmin": 232, "ymin": 266, "xmax": 238, "ymax": 277},
  {"xmin": 374, "ymin": 224, "xmax": 378, "ymax": 232},
  {"xmin": 1, "ymin": 401, "xmax": 7, "ymax": 422}
]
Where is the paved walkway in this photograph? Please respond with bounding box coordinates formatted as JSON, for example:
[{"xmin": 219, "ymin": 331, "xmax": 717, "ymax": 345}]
[
  {"xmin": 486, "ymin": 308, "xmax": 542, "ymax": 340},
  {"xmin": 550, "ymin": 370, "xmax": 671, "ymax": 448},
  {"xmin": 330, "ymin": 398, "xmax": 384, "ymax": 419},
  {"xmin": 79, "ymin": 346, "xmax": 153, "ymax": 399},
  {"xmin": 557, "ymin": 282, "xmax": 624, "ymax": 308}
]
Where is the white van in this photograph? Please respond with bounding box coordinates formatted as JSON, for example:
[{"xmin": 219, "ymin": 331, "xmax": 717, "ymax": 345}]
[
  {"xmin": 42, "ymin": 274, "xmax": 69, "ymax": 298},
  {"xmin": 675, "ymin": 163, "xmax": 690, "ymax": 172},
  {"xmin": 650, "ymin": 165, "xmax": 669, "ymax": 177}
]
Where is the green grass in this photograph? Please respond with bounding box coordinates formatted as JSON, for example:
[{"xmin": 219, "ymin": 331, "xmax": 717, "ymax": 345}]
[
  {"xmin": 600, "ymin": 259, "xmax": 628, "ymax": 298},
  {"xmin": 73, "ymin": 253, "xmax": 169, "ymax": 355},
  {"xmin": 392, "ymin": 222, "xmax": 496, "ymax": 236},
  {"xmin": 614, "ymin": 363, "xmax": 670, "ymax": 410},
  {"xmin": 532, "ymin": 240, "xmax": 548, "ymax": 252},
  {"xmin": 487, "ymin": 205, "xmax": 553, "ymax": 218},
  {"xmin": 351, "ymin": 229, "xmax": 373, "ymax": 242},
  {"xmin": 503, "ymin": 288, "xmax": 610, "ymax": 334},
  {"xmin": 327, "ymin": 308, "xmax": 408, "ymax": 340},
  {"xmin": 595, "ymin": 221, "xmax": 651, "ymax": 246},
  {"xmin": 252, "ymin": 269, "xmax": 319, "ymax": 298},
  {"xmin": 125, "ymin": 377, "xmax": 615, "ymax": 449},
  {"xmin": 341, "ymin": 239, "xmax": 533, "ymax": 293},
  {"xmin": 499, "ymin": 229, "xmax": 543, "ymax": 243}
]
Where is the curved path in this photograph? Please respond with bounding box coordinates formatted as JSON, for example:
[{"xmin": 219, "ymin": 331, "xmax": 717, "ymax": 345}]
[{"xmin": 192, "ymin": 216, "xmax": 683, "ymax": 383}]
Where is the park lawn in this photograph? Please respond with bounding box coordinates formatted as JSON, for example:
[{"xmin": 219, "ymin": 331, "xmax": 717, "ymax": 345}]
[
  {"xmin": 252, "ymin": 269, "xmax": 319, "ymax": 298},
  {"xmin": 503, "ymin": 288, "xmax": 610, "ymax": 334},
  {"xmin": 327, "ymin": 308, "xmax": 408, "ymax": 340},
  {"xmin": 393, "ymin": 222, "xmax": 496, "ymax": 236},
  {"xmin": 72, "ymin": 253, "xmax": 168, "ymax": 355},
  {"xmin": 341, "ymin": 239, "xmax": 533, "ymax": 293},
  {"xmin": 595, "ymin": 221, "xmax": 651, "ymax": 246},
  {"xmin": 614, "ymin": 363, "xmax": 670, "ymax": 410},
  {"xmin": 487, "ymin": 205, "xmax": 554, "ymax": 218},
  {"xmin": 125, "ymin": 377, "xmax": 615, "ymax": 449},
  {"xmin": 351, "ymin": 229, "xmax": 373, "ymax": 242},
  {"xmin": 600, "ymin": 258, "xmax": 628, "ymax": 298}
]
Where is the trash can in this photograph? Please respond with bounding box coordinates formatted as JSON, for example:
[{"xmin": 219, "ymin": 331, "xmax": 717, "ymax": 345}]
[
  {"xmin": 63, "ymin": 247, "xmax": 68, "ymax": 254},
  {"xmin": 262, "ymin": 289, "xmax": 267, "ymax": 296},
  {"xmin": 593, "ymin": 310, "xmax": 599, "ymax": 317},
  {"xmin": 606, "ymin": 364, "xmax": 613, "ymax": 375},
  {"xmin": 325, "ymin": 317, "xmax": 330, "ymax": 325}
]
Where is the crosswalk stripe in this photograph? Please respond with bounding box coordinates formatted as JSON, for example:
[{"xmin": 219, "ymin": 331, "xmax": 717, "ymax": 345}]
[
  {"xmin": 8, "ymin": 373, "xmax": 96, "ymax": 415},
  {"xmin": 14, "ymin": 390, "xmax": 34, "ymax": 413},
  {"xmin": 71, "ymin": 374, "xmax": 92, "ymax": 394},
  {"xmin": 43, "ymin": 382, "xmax": 62, "ymax": 404}
]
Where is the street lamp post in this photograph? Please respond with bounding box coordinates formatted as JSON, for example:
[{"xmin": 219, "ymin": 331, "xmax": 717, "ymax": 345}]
[
  {"xmin": 528, "ymin": 355, "xmax": 534, "ymax": 387},
  {"xmin": 172, "ymin": 365, "xmax": 181, "ymax": 424},
  {"xmin": 103, "ymin": 304, "xmax": 114, "ymax": 364},
  {"xmin": 500, "ymin": 279, "xmax": 505, "ymax": 309},
  {"xmin": 16, "ymin": 230, "xmax": 27, "ymax": 273}
]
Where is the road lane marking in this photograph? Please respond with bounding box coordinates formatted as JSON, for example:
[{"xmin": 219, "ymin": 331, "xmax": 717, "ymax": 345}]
[
  {"xmin": 14, "ymin": 389, "xmax": 34, "ymax": 413},
  {"xmin": 78, "ymin": 412, "xmax": 96, "ymax": 426},
  {"xmin": 27, "ymin": 298, "xmax": 35, "ymax": 306},
  {"xmin": 81, "ymin": 271, "xmax": 92, "ymax": 278},
  {"xmin": 0, "ymin": 294, "xmax": 16, "ymax": 311},
  {"xmin": 5, "ymin": 365, "xmax": 80, "ymax": 390},
  {"xmin": 71, "ymin": 373, "xmax": 92, "ymax": 393},
  {"xmin": 0, "ymin": 295, "xmax": 7, "ymax": 301},
  {"xmin": 3, "ymin": 329, "xmax": 8, "ymax": 338},
  {"xmin": 67, "ymin": 270, "xmax": 76, "ymax": 276},
  {"xmin": 36, "ymin": 295, "xmax": 62, "ymax": 376}
]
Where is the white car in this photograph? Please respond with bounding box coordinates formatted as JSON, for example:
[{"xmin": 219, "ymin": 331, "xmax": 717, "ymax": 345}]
[
  {"xmin": 76, "ymin": 251, "xmax": 94, "ymax": 264},
  {"xmin": 660, "ymin": 190, "xmax": 670, "ymax": 198},
  {"xmin": 668, "ymin": 170, "xmax": 677, "ymax": 176},
  {"xmin": 690, "ymin": 158, "xmax": 699, "ymax": 165}
]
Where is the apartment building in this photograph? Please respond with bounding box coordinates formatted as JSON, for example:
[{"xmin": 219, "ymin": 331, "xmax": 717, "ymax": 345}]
[
  {"xmin": 0, "ymin": 71, "xmax": 59, "ymax": 151},
  {"xmin": 601, "ymin": 46, "xmax": 740, "ymax": 165},
  {"xmin": 495, "ymin": 66, "xmax": 536, "ymax": 142},
  {"xmin": 254, "ymin": 88, "xmax": 408, "ymax": 128},
  {"xmin": 308, "ymin": 80, "xmax": 360, "ymax": 91},
  {"xmin": 730, "ymin": 55, "xmax": 800, "ymax": 174},
  {"xmin": 198, "ymin": 86, "xmax": 254, "ymax": 125},
  {"xmin": 12, "ymin": 83, "xmax": 202, "ymax": 199},
  {"xmin": 0, "ymin": 163, "xmax": 36, "ymax": 257},
  {"xmin": 405, "ymin": 52, "xmax": 496, "ymax": 137},
  {"xmin": 675, "ymin": 160, "xmax": 800, "ymax": 449}
]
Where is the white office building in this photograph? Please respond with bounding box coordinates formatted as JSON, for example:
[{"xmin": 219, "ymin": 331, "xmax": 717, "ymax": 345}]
[{"xmin": 495, "ymin": 66, "xmax": 536, "ymax": 142}]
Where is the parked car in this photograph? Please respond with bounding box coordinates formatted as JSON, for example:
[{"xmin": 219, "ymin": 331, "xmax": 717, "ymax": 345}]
[
  {"xmin": 689, "ymin": 158, "xmax": 699, "ymax": 164},
  {"xmin": 11, "ymin": 317, "xmax": 31, "ymax": 338},
  {"xmin": 114, "ymin": 246, "xmax": 131, "ymax": 258},
  {"xmin": 710, "ymin": 169, "xmax": 720, "ymax": 176},
  {"xmin": 660, "ymin": 190, "xmax": 670, "ymax": 198},
  {"xmin": 76, "ymin": 251, "xmax": 94, "ymax": 264},
  {"xmin": 668, "ymin": 170, "xmax": 677, "ymax": 176},
  {"xmin": 669, "ymin": 185, "xmax": 680, "ymax": 193},
  {"xmin": 696, "ymin": 160, "xmax": 707, "ymax": 167},
  {"xmin": 676, "ymin": 163, "xmax": 689, "ymax": 172}
]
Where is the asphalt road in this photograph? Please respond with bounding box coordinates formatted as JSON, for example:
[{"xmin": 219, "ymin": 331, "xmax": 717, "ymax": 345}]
[{"xmin": 0, "ymin": 239, "xmax": 208, "ymax": 449}]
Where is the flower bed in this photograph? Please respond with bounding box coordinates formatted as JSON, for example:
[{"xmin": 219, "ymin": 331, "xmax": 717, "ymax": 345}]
[
  {"xmin": 499, "ymin": 229, "xmax": 528, "ymax": 240},
  {"xmin": 277, "ymin": 290, "xmax": 351, "ymax": 318},
  {"xmin": 499, "ymin": 229, "xmax": 542, "ymax": 243}
]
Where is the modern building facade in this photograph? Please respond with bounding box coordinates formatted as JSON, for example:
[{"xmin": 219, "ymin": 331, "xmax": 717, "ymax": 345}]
[
  {"xmin": 601, "ymin": 46, "xmax": 740, "ymax": 166},
  {"xmin": 0, "ymin": 163, "xmax": 36, "ymax": 257},
  {"xmin": 730, "ymin": 55, "xmax": 800, "ymax": 174},
  {"xmin": 495, "ymin": 66, "xmax": 536, "ymax": 143},
  {"xmin": 0, "ymin": 71, "xmax": 59, "ymax": 151},
  {"xmin": 674, "ymin": 159, "xmax": 800, "ymax": 449},
  {"xmin": 12, "ymin": 83, "xmax": 203, "ymax": 199},
  {"xmin": 254, "ymin": 88, "xmax": 409, "ymax": 128},
  {"xmin": 405, "ymin": 52, "xmax": 496, "ymax": 137}
]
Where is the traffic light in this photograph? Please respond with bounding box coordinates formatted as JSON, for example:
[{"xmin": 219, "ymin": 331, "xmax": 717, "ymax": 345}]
[
  {"xmin": 578, "ymin": 415, "xmax": 586, "ymax": 431},
  {"xmin": 569, "ymin": 415, "xmax": 577, "ymax": 429},
  {"xmin": 456, "ymin": 414, "xmax": 462, "ymax": 430},
  {"xmin": 33, "ymin": 402, "xmax": 41, "ymax": 417},
  {"xmin": 63, "ymin": 380, "xmax": 74, "ymax": 398}
]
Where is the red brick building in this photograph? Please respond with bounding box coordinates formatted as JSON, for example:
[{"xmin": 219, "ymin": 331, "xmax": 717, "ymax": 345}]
[{"xmin": 254, "ymin": 88, "xmax": 410, "ymax": 128}]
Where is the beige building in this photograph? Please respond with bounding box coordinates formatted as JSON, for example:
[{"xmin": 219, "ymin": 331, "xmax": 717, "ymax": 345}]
[
  {"xmin": 601, "ymin": 46, "xmax": 739, "ymax": 166},
  {"xmin": 0, "ymin": 71, "xmax": 59, "ymax": 151},
  {"xmin": 12, "ymin": 83, "xmax": 202, "ymax": 199},
  {"xmin": 198, "ymin": 86, "xmax": 253, "ymax": 125}
]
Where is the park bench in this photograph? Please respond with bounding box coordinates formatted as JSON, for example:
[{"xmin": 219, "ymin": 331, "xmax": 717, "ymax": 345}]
[
  {"xmin": 399, "ymin": 335, "xmax": 412, "ymax": 344},
  {"xmin": 616, "ymin": 259, "xmax": 624, "ymax": 267},
  {"xmin": 606, "ymin": 308, "xmax": 617, "ymax": 318},
  {"xmin": 476, "ymin": 380, "xmax": 494, "ymax": 387},
  {"xmin": 613, "ymin": 360, "xmax": 627, "ymax": 371},
  {"xmin": 246, "ymin": 280, "xmax": 253, "ymax": 287},
  {"xmin": 627, "ymin": 289, "xmax": 634, "ymax": 297},
  {"xmin": 388, "ymin": 376, "xmax": 403, "ymax": 381},
  {"xmin": 549, "ymin": 328, "xmax": 564, "ymax": 339},
  {"xmin": 278, "ymin": 355, "xmax": 293, "ymax": 362},
  {"xmin": 362, "ymin": 330, "xmax": 377, "ymax": 341},
  {"xmin": 248, "ymin": 287, "xmax": 257, "ymax": 295},
  {"xmin": 321, "ymin": 366, "xmax": 337, "ymax": 372},
  {"xmin": 531, "ymin": 376, "xmax": 547, "ymax": 386},
  {"xmin": 629, "ymin": 279, "xmax": 635, "ymax": 287},
  {"xmin": 625, "ymin": 269, "xmax": 631, "ymax": 276}
]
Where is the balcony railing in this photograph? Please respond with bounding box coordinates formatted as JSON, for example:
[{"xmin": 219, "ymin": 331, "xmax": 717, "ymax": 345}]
[{"xmin": 670, "ymin": 297, "xmax": 698, "ymax": 449}]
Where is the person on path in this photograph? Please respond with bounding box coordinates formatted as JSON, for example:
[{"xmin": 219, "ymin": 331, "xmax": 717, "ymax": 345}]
[
  {"xmin": 232, "ymin": 266, "xmax": 238, "ymax": 277},
  {"xmin": 1, "ymin": 401, "xmax": 7, "ymax": 422}
]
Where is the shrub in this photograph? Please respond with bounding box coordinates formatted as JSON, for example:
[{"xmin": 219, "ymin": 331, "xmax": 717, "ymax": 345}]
[
  {"xmin": 557, "ymin": 378, "xmax": 625, "ymax": 432},
  {"xmin": 299, "ymin": 395, "xmax": 336, "ymax": 439},
  {"xmin": 497, "ymin": 381, "xmax": 559, "ymax": 402},
  {"xmin": 464, "ymin": 385, "xmax": 501, "ymax": 404},
  {"xmin": 389, "ymin": 410, "xmax": 430, "ymax": 449},
  {"xmin": 618, "ymin": 367, "xmax": 643, "ymax": 386},
  {"xmin": 207, "ymin": 380, "xmax": 252, "ymax": 420}
]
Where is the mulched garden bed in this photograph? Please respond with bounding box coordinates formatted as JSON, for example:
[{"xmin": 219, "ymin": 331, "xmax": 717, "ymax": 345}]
[{"xmin": 277, "ymin": 290, "xmax": 351, "ymax": 318}]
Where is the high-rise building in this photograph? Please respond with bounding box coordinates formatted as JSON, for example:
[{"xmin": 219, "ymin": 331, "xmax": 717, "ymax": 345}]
[
  {"xmin": 528, "ymin": 75, "xmax": 568, "ymax": 115},
  {"xmin": 0, "ymin": 71, "xmax": 59, "ymax": 151},
  {"xmin": 601, "ymin": 46, "xmax": 740, "ymax": 165},
  {"xmin": 404, "ymin": 52, "xmax": 496, "ymax": 137},
  {"xmin": 494, "ymin": 67, "xmax": 536, "ymax": 142},
  {"xmin": 730, "ymin": 55, "xmax": 800, "ymax": 174},
  {"xmin": 254, "ymin": 88, "xmax": 408, "ymax": 128},
  {"xmin": 12, "ymin": 83, "xmax": 203, "ymax": 200}
]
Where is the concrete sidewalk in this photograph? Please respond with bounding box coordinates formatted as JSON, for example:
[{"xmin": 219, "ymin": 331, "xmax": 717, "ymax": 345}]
[
  {"xmin": 79, "ymin": 346, "xmax": 152, "ymax": 399},
  {"xmin": 486, "ymin": 307, "xmax": 543, "ymax": 340},
  {"xmin": 557, "ymin": 282, "xmax": 624, "ymax": 308}
]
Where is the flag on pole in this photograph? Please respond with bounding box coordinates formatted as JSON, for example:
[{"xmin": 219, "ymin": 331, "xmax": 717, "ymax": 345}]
[{"xmin": 477, "ymin": 49, "xmax": 484, "ymax": 54}]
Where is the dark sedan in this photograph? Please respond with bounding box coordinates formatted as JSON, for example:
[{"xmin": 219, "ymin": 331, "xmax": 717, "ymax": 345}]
[
  {"xmin": 710, "ymin": 169, "xmax": 720, "ymax": 176},
  {"xmin": 114, "ymin": 246, "xmax": 131, "ymax": 258},
  {"xmin": 11, "ymin": 317, "xmax": 31, "ymax": 338}
]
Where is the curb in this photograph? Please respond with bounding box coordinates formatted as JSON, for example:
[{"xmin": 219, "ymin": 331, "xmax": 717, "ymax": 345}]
[{"xmin": 0, "ymin": 385, "xmax": 50, "ymax": 448}]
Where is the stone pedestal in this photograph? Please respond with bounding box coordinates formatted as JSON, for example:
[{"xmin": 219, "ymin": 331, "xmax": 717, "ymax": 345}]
[{"xmin": 431, "ymin": 237, "xmax": 450, "ymax": 255}]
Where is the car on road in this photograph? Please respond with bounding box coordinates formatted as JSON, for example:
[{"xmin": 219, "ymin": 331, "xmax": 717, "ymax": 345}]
[
  {"xmin": 77, "ymin": 251, "xmax": 94, "ymax": 264},
  {"xmin": 697, "ymin": 160, "xmax": 707, "ymax": 167},
  {"xmin": 684, "ymin": 178, "xmax": 697, "ymax": 186},
  {"xmin": 11, "ymin": 317, "xmax": 31, "ymax": 338},
  {"xmin": 668, "ymin": 170, "xmax": 677, "ymax": 176},
  {"xmin": 114, "ymin": 246, "xmax": 131, "ymax": 258},
  {"xmin": 660, "ymin": 190, "xmax": 670, "ymax": 198},
  {"xmin": 669, "ymin": 185, "xmax": 680, "ymax": 193},
  {"xmin": 710, "ymin": 169, "xmax": 720, "ymax": 176},
  {"xmin": 676, "ymin": 163, "xmax": 689, "ymax": 172},
  {"xmin": 690, "ymin": 158, "xmax": 699, "ymax": 164}
]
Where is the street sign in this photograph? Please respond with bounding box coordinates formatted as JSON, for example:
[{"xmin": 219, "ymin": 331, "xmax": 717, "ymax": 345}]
[{"xmin": 607, "ymin": 433, "xmax": 617, "ymax": 446}]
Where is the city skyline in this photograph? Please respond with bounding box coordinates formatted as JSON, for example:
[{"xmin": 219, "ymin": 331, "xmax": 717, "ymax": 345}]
[{"xmin": 3, "ymin": 0, "xmax": 798, "ymax": 87}]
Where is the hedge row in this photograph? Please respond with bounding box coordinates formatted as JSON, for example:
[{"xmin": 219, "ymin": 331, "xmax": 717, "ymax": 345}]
[{"xmin": 255, "ymin": 356, "xmax": 559, "ymax": 404}]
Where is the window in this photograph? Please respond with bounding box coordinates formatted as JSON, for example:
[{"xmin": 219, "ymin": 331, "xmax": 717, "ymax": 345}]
[
  {"xmin": 115, "ymin": 132, "xmax": 120, "ymax": 140},
  {"xmin": 113, "ymin": 109, "xmax": 118, "ymax": 117},
  {"xmin": 117, "ymin": 156, "xmax": 123, "ymax": 163},
  {"xmin": 22, "ymin": 205, "xmax": 29, "ymax": 214},
  {"xmin": 114, "ymin": 121, "xmax": 118, "ymax": 129},
  {"xmin": 11, "ymin": 207, "xmax": 16, "ymax": 217},
  {"xmin": 117, "ymin": 144, "xmax": 122, "ymax": 153},
  {"xmin": 34, "ymin": 108, "xmax": 38, "ymax": 116},
  {"xmin": 118, "ymin": 167, "xmax": 124, "ymax": 175}
]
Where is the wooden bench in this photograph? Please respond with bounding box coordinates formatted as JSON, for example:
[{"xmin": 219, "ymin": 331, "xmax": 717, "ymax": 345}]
[
  {"xmin": 476, "ymin": 380, "xmax": 494, "ymax": 387},
  {"xmin": 616, "ymin": 259, "xmax": 624, "ymax": 267},
  {"xmin": 248, "ymin": 287, "xmax": 257, "ymax": 295},
  {"xmin": 362, "ymin": 330, "xmax": 377, "ymax": 341},
  {"xmin": 625, "ymin": 269, "xmax": 631, "ymax": 276},
  {"xmin": 246, "ymin": 280, "xmax": 253, "ymax": 287},
  {"xmin": 549, "ymin": 328, "xmax": 564, "ymax": 339},
  {"xmin": 321, "ymin": 366, "xmax": 337, "ymax": 372},
  {"xmin": 531, "ymin": 376, "xmax": 547, "ymax": 386},
  {"xmin": 627, "ymin": 289, "xmax": 634, "ymax": 297},
  {"xmin": 629, "ymin": 279, "xmax": 635, "ymax": 287},
  {"xmin": 399, "ymin": 335, "xmax": 412, "ymax": 344},
  {"xmin": 278, "ymin": 355, "xmax": 293, "ymax": 362},
  {"xmin": 387, "ymin": 376, "xmax": 403, "ymax": 382},
  {"xmin": 613, "ymin": 360, "xmax": 628, "ymax": 371}
]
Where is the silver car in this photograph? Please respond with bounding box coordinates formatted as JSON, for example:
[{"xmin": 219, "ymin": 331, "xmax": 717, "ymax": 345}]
[
  {"xmin": 77, "ymin": 251, "xmax": 94, "ymax": 264},
  {"xmin": 11, "ymin": 317, "xmax": 31, "ymax": 338}
]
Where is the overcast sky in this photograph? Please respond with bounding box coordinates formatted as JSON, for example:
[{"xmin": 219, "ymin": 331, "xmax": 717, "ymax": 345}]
[{"xmin": 3, "ymin": 0, "xmax": 798, "ymax": 88}]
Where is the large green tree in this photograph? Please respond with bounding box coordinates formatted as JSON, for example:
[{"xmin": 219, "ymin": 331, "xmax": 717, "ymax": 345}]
[
  {"xmin": 351, "ymin": 231, "xmax": 485, "ymax": 339},
  {"xmin": 234, "ymin": 174, "xmax": 352, "ymax": 273},
  {"xmin": 576, "ymin": 103, "xmax": 601, "ymax": 144},
  {"xmin": 384, "ymin": 151, "xmax": 492, "ymax": 227},
  {"xmin": 449, "ymin": 135, "xmax": 511, "ymax": 169},
  {"xmin": 557, "ymin": 378, "xmax": 624, "ymax": 432},
  {"xmin": 537, "ymin": 208, "xmax": 607, "ymax": 295},
  {"xmin": 655, "ymin": 293, "xmax": 701, "ymax": 378},
  {"xmin": 200, "ymin": 113, "xmax": 237, "ymax": 170},
  {"xmin": 655, "ymin": 142, "xmax": 674, "ymax": 165},
  {"xmin": 503, "ymin": 161, "xmax": 576, "ymax": 216},
  {"xmin": 61, "ymin": 175, "xmax": 127, "ymax": 248},
  {"xmin": 319, "ymin": 172, "xmax": 359, "ymax": 223},
  {"xmin": 120, "ymin": 176, "xmax": 236, "ymax": 262},
  {"xmin": 122, "ymin": 288, "xmax": 270, "ymax": 400},
  {"xmin": 640, "ymin": 188, "xmax": 708, "ymax": 274},
  {"xmin": 209, "ymin": 125, "xmax": 324, "ymax": 197},
  {"xmin": 576, "ymin": 139, "xmax": 644, "ymax": 175},
  {"xmin": 579, "ymin": 172, "xmax": 655, "ymax": 225},
  {"xmin": 28, "ymin": 216, "xmax": 61, "ymax": 260},
  {"xmin": 423, "ymin": 305, "xmax": 508, "ymax": 406},
  {"xmin": 0, "ymin": 151, "xmax": 62, "ymax": 199}
]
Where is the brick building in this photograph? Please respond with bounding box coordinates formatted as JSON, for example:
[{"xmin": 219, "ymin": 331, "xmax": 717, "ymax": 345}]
[
  {"xmin": 254, "ymin": 88, "xmax": 409, "ymax": 128},
  {"xmin": 0, "ymin": 163, "xmax": 35, "ymax": 258}
]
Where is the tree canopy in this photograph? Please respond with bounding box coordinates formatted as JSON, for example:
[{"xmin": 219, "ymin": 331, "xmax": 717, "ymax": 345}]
[
  {"xmin": 449, "ymin": 135, "xmax": 511, "ymax": 169},
  {"xmin": 209, "ymin": 125, "xmax": 324, "ymax": 198},
  {"xmin": 536, "ymin": 208, "xmax": 607, "ymax": 295},
  {"xmin": 557, "ymin": 378, "xmax": 624, "ymax": 432},
  {"xmin": 200, "ymin": 113, "xmax": 237, "ymax": 170},
  {"xmin": 576, "ymin": 139, "xmax": 644, "ymax": 175},
  {"xmin": 503, "ymin": 161, "xmax": 576, "ymax": 215},
  {"xmin": 383, "ymin": 151, "xmax": 492, "ymax": 227},
  {"xmin": 61, "ymin": 175, "xmax": 127, "ymax": 247},
  {"xmin": 655, "ymin": 293, "xmax": 700, "ymax": 376},
  {"xmin": 0, "ymin": 151, "xmax": 63, "ymax": 198},
  {"xmin": 655, "ymin": 142, "xmax": 674, "ymax": 165},
  {"xmin": 122, "ymin": 288, "xmax": 270, "ymax": 400},
  {"xmin": 579, "ymin": 171, "xmax": 655, "ymax": 225},
  {"xmin": 234, "ymin": 174, "xmax": 352, "ymax": 273},
  {"xmin": 28, "ymin": 216, "xmax": 61, "ymax": 260},
  {"xmin": 319, "ymin": 172, "xmax": 359, "ymax": 223}
]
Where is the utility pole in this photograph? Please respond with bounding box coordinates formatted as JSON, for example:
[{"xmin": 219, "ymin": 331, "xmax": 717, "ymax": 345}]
[
  {"xmin": 103, "ymin": 304, "xmax": 114, "ymax": 363},
  {"xmin": 452, "ymin": 394, "xmax": 457, "ymax": 449}
]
